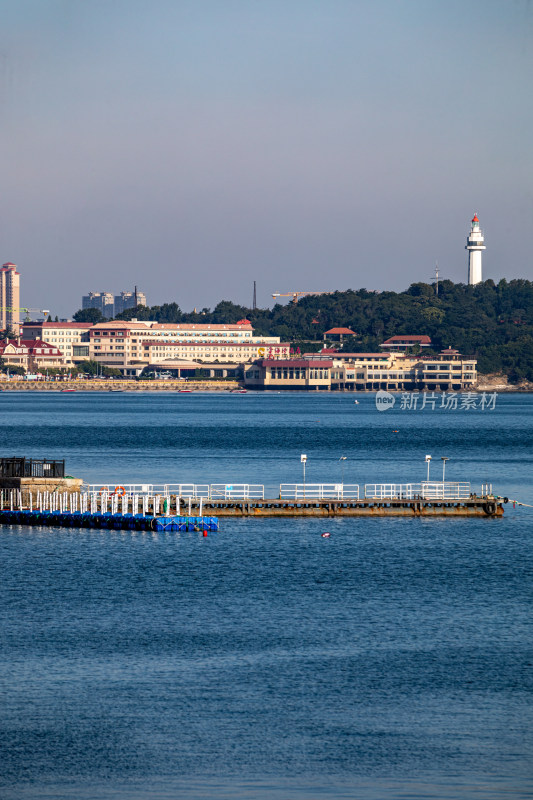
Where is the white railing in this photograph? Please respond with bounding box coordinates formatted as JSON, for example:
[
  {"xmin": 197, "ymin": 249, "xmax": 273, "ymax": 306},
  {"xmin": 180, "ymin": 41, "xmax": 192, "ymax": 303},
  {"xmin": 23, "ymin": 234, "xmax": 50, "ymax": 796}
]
[
  {"xmin": 279, "ymin": 484, "xmax": 360, "ymax": 500},
  {"xmin": 209, "ymin": 484, "xmax": 265, "ymax": 500},
  {"xmin": 82, "ymin": 483, "xmax": 262, "ymax": 500},
  {"xmin": 364, "ymin": 482, "xmax": 471, "ymax": 500},
  {"xmin": 80, "ymin": 481, "xmax": 470, "ymax": 502},
  {"xmin": 82, "ymin": 483, "xmax": 210, "ymax": 498}
]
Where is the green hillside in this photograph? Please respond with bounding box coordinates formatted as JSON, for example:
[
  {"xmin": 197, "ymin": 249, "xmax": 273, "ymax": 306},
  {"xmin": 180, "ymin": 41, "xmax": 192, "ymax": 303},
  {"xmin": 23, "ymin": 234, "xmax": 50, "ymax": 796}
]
[{"xmin": 75, "ymin": 279, "xmax": 533, "ymax": 382}]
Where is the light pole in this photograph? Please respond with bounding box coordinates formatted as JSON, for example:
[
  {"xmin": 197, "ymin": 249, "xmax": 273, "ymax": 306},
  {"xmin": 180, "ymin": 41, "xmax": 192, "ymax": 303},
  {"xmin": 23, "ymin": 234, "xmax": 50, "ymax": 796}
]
[
  {"xmin": 441, "ymin": 457, "xmax": 449, "ymax": 482},
  {"xmin": 425, "ymin": 454, "xmax": 432, "ymax": 483},
  {"xmin": 301, "ymin": 454, "xmax": 307, "ymax": 498},
  {"xmin": 339, "ymin": 456, "xmax": 347, "ymax": 498}
]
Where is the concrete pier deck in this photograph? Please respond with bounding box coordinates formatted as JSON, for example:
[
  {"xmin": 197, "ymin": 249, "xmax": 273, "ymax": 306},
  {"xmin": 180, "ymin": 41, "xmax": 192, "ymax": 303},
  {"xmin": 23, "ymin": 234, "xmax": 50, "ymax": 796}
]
[{"xmin": 176, "ymin": 498, "xmax": 504, "ymax": 517}]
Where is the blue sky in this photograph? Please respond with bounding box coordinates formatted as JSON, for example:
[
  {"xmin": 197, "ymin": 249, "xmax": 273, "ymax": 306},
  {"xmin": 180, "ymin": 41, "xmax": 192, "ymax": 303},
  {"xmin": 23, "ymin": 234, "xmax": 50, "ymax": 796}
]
[{"xmin": 1, "ymin": 0, "xmax": 532, "ymax": 316}]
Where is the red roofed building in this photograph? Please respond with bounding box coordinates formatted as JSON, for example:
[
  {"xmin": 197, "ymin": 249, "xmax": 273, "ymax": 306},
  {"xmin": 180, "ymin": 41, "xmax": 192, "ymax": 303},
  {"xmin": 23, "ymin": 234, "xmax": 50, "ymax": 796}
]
[
  {"xmin": 380, "ymin": 335, "xmax": 432, "ymax": 350},
  {"xmin": 323, "ymin": 327, "xmax": 357, "ymax": 343},
  {"xmin": 0, "ymin": 338, "xmax": 65, "ymax": 371}
]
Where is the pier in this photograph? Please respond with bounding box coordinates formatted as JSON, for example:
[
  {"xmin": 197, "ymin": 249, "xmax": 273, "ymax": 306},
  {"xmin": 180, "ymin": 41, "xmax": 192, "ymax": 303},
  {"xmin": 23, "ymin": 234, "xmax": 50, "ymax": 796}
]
[{"xmin": 0, "ymin": 480, "xmax": 505, "ymax": 526}]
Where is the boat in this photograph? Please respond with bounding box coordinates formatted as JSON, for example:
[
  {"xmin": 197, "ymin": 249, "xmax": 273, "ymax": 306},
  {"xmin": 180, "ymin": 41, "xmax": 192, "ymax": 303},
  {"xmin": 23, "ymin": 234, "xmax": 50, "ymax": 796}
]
[
  {"xmin": 179, "ymin": 389, "xmax": 192, "ymax": 393},
  {"xmin": 231, "ymin": 389, "xmax": 247, "ymax": 393},
  {"xmin": 109, "ymin": 389, "xmax": 124, "ymax": 393},
  {"xmin": 61, "ymin": 388, "xmax": 76, "ymax": 393}
]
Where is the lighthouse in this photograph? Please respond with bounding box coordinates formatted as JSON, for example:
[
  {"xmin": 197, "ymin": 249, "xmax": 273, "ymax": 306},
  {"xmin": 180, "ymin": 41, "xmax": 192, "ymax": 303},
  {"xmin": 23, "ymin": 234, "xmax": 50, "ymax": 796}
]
[{"xmin": 466, "ymin": 213, "xmax": 485, "ymax": 285}]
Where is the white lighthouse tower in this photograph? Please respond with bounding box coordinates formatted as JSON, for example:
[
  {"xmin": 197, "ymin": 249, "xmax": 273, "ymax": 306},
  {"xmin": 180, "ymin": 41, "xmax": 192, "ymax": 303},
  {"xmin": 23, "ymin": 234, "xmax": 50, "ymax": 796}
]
[{"xmin": 466, "ymin": 213, "xmax": 485, "ymax": 285}]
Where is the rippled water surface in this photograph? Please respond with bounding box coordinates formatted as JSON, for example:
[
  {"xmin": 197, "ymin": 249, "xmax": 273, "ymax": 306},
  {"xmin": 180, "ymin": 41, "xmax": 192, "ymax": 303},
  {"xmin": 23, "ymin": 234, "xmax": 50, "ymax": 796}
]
[{"xmin": 0, "ymin": 391, "xmax": 532, "ymax": 799}]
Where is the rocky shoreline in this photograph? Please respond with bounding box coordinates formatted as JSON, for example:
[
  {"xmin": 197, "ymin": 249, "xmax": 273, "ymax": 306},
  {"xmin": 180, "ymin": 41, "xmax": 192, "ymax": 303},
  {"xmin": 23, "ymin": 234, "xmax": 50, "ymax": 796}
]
[{"xmin": 474, "ymin": 373, "xmax": 533, "ymax": 392}]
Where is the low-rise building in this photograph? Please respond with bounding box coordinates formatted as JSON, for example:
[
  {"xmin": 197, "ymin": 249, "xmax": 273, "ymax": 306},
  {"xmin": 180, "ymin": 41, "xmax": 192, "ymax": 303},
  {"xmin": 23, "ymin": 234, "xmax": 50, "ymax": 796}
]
[
  {"xmin": 244, "ymin": 350, "xmax": 477, "ymax": 391},
  {"xmin": 380, "ymin": 335, "xmax": 432, "ymax": 350},
  {"xmin": 0, "ymin": 338, "xmax": 65, "ymax": 371},
  {"xmin": 323, "ymin": 327, "xmax": 357, "ymax": 343},
  {"xmin": 22, "ymin": 322, "xmax": 92, "ymax": 366},
  {"xmin": 244, "ymin": 359, "xmax": 333, "ymax": 390},
  {"xmin": 330, "ymin": 350, "xmax": 476, "ymax": 391}
]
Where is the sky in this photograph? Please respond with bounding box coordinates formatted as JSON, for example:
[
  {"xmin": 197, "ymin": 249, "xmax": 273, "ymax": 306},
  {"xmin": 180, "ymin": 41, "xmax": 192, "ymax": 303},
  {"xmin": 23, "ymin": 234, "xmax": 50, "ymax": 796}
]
[{"xmin": 1, "ymin": 0, "xmax": 532, "ymax": 317}]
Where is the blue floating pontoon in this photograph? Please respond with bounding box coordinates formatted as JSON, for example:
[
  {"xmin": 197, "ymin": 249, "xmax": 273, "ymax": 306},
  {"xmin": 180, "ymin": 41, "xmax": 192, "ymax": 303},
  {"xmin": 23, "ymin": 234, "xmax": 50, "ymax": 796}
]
[{"xmin": 0, "ymin": 509, "xmax": 219, "ymax": 532}]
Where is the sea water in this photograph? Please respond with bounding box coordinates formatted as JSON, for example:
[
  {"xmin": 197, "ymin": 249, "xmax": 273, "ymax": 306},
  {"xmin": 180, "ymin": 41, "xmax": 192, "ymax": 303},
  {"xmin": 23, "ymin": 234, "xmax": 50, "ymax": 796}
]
[{"xmin": 0, "ymin": 391, "xmax": 532, "ymax": 799}]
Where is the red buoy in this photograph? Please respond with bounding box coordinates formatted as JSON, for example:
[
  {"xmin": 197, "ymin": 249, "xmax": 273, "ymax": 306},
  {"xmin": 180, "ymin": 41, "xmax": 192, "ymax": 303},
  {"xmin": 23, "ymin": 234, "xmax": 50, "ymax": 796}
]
[{"xmin": 203, "ymin": 530, "xmax": 208, "ymax": 536}]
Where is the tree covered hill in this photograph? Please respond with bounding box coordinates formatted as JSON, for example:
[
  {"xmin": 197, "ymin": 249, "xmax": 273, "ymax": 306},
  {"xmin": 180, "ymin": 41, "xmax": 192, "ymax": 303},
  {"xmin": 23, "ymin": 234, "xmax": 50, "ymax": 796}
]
[{"xmin": 74, "ymin": 279, "xmax": 533, "ymax": 381}]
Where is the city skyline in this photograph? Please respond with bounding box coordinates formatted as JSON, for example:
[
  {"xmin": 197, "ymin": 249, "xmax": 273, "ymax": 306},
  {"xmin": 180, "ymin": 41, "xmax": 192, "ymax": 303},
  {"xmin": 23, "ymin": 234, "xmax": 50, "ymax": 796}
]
[{"xmin": 1, "ymin": 1, "xmax": 532, "ymax": 317}]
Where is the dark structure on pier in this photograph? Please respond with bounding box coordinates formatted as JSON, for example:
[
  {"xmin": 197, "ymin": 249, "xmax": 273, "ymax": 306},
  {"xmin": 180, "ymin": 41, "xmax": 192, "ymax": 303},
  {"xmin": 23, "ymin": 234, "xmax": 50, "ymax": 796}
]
[{"xmin": 0, "ymin": 457, "xmax": 65, "ymax": 478}]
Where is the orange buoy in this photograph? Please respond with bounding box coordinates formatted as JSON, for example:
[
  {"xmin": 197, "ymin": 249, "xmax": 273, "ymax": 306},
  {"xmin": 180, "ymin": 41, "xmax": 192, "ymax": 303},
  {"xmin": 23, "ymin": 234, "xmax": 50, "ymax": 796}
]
[{"xmin": 203, "ymin": 530, "xmax": 208, "ymax": 536}]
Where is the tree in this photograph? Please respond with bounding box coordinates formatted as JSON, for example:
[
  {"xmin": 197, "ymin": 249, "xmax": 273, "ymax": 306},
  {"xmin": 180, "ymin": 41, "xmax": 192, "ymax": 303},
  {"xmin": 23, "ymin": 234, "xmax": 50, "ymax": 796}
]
[
  {"xmin": 76, "ymin": 360, "xmax": 121, "ymax": 377},
  {"xmin": 0, "ymin": 363, "xmax": 25, "ymax": 375},
  {"xmin": 73, "ymin": 308, "xmax": 105, "ymax": 323},
  {"xmin": 115, "ymin": 304, "xmax": 154, "ymax": 321}
]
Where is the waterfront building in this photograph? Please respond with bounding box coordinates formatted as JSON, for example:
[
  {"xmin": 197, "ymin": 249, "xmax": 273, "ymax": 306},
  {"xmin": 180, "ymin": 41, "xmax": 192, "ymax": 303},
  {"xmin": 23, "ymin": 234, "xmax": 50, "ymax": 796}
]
[
  {"xmin": 0, "ymin": 262, "xmax": 20, "ymax": 332},
  {"xmin": 0, "ymin": 338, "xmax": 65, "ymax": 371},
  {"xmin": 245, "ymin": 350, "xmax": 477, "ymax": 391},
  {"xmin": 466, "ymin": 213, "xmax": 486, "ymax": 285},
  {"xmin": 244, "ymin": 359, "xmax": 333, "ymax": 390},
  {"xmin": 87, "ymin": 320, "xmax": 284, "ymax": 376},
  {"xmin": 22, "ymin": 322, "xmax": 92, "ymax": 366},
  {"xmin": 329, "ymin": 349, "xmax": 476, "ymax": 391}
]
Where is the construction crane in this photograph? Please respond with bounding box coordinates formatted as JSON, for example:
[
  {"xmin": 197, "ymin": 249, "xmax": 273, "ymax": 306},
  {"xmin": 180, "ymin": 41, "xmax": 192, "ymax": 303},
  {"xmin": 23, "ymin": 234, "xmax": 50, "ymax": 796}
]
[
  {"xmin": 4, "ymin": 307, "xmax": 50, "ymax": 321},
  {"xmin": 272, "ymin": 291, "xmax": 332, "ymax": 304}
]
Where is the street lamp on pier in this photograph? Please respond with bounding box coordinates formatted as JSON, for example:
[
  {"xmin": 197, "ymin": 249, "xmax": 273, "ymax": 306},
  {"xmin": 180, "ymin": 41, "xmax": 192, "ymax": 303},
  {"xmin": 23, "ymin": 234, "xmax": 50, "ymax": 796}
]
[
  {"xmin": 441, "ymin": 456, "xmax": 449, "ymax": 482},
  {"xmin": 301, "ymin": 454, "xmax": 307, "ymax": 498},
  {"xmin": 425, "ymin": 454, "xmax": 432, "ymax": 483}
]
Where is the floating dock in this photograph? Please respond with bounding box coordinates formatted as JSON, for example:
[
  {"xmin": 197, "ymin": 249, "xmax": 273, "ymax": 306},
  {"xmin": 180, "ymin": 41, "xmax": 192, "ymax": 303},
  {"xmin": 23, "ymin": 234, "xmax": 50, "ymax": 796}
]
[
  {"xmin": 0, "ymin": 471, "xmax": 506, "ymax": 528},
  {"xmin": 0, "ymin": 510, "xmax": 219, "ymax": 532}
]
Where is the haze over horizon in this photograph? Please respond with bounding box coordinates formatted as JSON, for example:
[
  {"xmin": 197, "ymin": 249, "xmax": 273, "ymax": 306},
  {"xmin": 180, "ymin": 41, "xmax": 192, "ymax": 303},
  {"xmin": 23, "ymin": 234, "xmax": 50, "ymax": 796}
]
[{"xmin": 1, "ymin": 0, "xmax": 532, "ymax": 318}]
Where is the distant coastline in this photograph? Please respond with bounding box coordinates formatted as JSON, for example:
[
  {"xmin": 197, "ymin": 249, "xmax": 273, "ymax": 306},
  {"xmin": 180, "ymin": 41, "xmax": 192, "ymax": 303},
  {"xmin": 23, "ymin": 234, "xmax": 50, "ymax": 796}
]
[{"xmin": 1, "ymin": 376, "xmax": 532, "ymax": 392}]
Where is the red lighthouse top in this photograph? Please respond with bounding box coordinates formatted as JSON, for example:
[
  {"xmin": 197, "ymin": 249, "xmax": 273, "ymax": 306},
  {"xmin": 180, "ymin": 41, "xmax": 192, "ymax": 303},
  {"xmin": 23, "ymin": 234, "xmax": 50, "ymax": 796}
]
[{"xmin": 472, "ymin": 214, "xmax": 479, "ymax": 223}]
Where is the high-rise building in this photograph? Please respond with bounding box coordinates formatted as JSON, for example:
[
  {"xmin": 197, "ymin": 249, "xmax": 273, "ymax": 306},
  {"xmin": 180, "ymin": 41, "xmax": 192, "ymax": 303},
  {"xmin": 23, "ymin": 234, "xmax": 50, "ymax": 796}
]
[
  {"xmin": 81, "ymin": 289, "xmax": 147, "ymax": 318},
  {"xmin": 82, "ymin": 291, "xmax": 114, "ymax": 317},
  {"xmin": 466, "ymin": 213, "xmax": 486, "ymax": 285},
  {"xmin": 0, "ymin": 262, "xmax": 20, "ymax": 331},
  {"xmin": 114, "ymin": 288, "xmax": 147, "ymax": 315}
]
